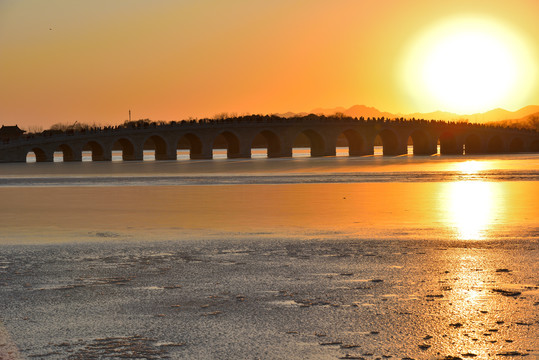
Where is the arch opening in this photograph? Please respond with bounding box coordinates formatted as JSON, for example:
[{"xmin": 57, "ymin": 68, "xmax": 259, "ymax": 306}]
[
  {"xmin": 509, "ymin": 137, "xmax": 524, "ymax": 153},
  {"xmin": 177, "ymin": 133, "xmax": 203, "ymax": 159},
  {"xmin": 26, "ymin": 147, "xmax": 47, "ymax": 163},
  {"xmin": 487, "ymin": 135, "xmax": 505, "ymax": 154},
  {"xmin": 83, "ymin": 141, "xmax": 105, "ymax": 161},
  {"xmin": 112, "ymin": 138, "xmax": 135, "ymax": 161},
  {"xmin": 212, "ymin": 131, "xmax": 240, "ymax": 159},
  {"xmin": 292, "ymin": 129, "xmax": 325, "ymax": 157},
  {"xmin": 143, "ymin": 135, "xmax": 168, "ymax": 161},
  {"xmin": 54, "ymin": 144, "xmax": 75, "ymax": 162},
  {"xmin": 464, "ymin": 134, "xmax": 482, "ymax": 155},
  {"xmin": 251, "ymin": 130, "xmax": 281, "ymax": 158},
  {"xmin": 375, "ymin": 129, "xmax": 399, "ymax": 156},
  {"xmin": 337, "ymin": 129, "xmax": 364, "ymax": 156}
]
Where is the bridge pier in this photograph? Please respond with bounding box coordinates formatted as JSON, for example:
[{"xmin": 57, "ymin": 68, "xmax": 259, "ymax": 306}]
[
  {"xmin": 363, "ymin": 139, "xmax": 376, "ymax": 156},
  {"xmin": 355, "ymin": 148, "xmax": 375, "ymax": 156},
  {"xmin": 439, "ymin": 139, "xmax": 463, "ymax": 155},
  {"xmin": 310, "ymin": 146, "xmax": 328, "ymax": 157},
  {"xmin": 323, "ymin": 137, "xmax": 338, "ymax": 157},
  {"xmin": 454, "ymin": 142, "xmax": 464, "ymax": 155},
  {"xmin": 373, "ymin": 135, "xmax": 408, "ymax": 156},
  {"xmin": 65, "ymin": 154, "xmax": 82, "ymax": 162},
  {"xmin": 391, "ymin": 143, "xmax": 409, "ymax": 156},
  {"xmin": 416, "ymin": 142, "xmax": 438, "ymax": 155},
  {"xmin": 191, "ymin": 146, "xmax": 213, "ymax": 160},
  {"xmin": 279, "ymin": 147, "xmax": 293, "ymax": 158},
  {"xmin": 155, "ymin": 153, "xmax": 176, "ymax": 161},
  {"xmin": 191, "ymin": 153, "xmax": 212, "ymax": 160},
  {"xmin": 65, "ymin": 151, "xmax": 83, "ymax": 162},
  {"xmin": 98, "ymin": 152, "xmax": 112, "ymax": 161},
  {"xmin": 349, "ymin": 143, "xmax": 374, "ymax": 156},
  {"xmin": 267, "ymin": 151, "xmax": 286, "ymax": 158},
  {"xmin": 157, "ymin": 145, "xmax": 178, "ymax": 161},
  {"xmin": 124, "ymin": 147, "xmax": 144, "ymax": 161},
  {"xmin": 233, "ymin": 142, "xmax": 252, "ymax": 159},
  {"xmin": 228, "ymin": 152, "xmax": 251, "ymax": 159}
]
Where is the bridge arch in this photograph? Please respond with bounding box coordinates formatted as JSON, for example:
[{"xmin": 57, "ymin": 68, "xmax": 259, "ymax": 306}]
[
  {"xmin": 177, "ymin": 133, "xmax": 204, "ymax": 159},
  {"xmin": 338, "ymin": 129, "xmax": 364, "ymax": 156},
  {"xmin": 112, "ymin": 138, "xmax": 136, "ymax": 161},
  {"xmin": 375, "ymin": 129, "xmax": 399, "ymax": 155},
  {"xmin": 3, "ymin": 119, "xmax": 539, "ymax": 163},
  {"xmin": 407, "ymin": 129, "xmax": 431, "ymax": 155},
  {"xmin": 292, "ymin": 129, "xmax": 325, "ymax": 157},
  {"xmin": 487, "ymin": 135, "xmax": 505, "ymax": 154},
  {"xmin": 55, "ymin": 144, "xmax": 75, "ymax": 162},
  {"xmin": 509, "ymin": 137, "xmax": 524, "ymax": 153},
  {"xmin": 27, "ymin": 147, "xmax": 48, "ymax": 162},
  {"xmin": 251, "ymin": 130, "xmax": 282, "ymax": 158},
  {"xmin": 83, "ymin": 141, "xmax": 105, "ymax": 161},
  {"xmin": 464, "ymin": 133, "xmax": 482, "ymax": 154},
  {"xmin": 212, "ymin": 131, "xmax": 241, "ymax": 158},
  {"xmin": 438, "ymin": 131, "xmax": 460, "ymax": 155},
  {"xmin": 143, "ymin": 134, "xmax": 168, "ymax": 160}
]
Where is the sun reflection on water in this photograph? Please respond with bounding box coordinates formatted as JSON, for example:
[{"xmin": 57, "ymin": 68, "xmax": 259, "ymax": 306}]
[
  {"xmin": 440, "ymin": 251, "xmax": 495, "ymax": 356},
  {"xmin": 441, "ymin": 160, "xmax": 509, "ymax": 240},
  {"xmin": 454, "ymin": 160, "xmax": 486, "ymax": 174},
  {"xmin": 447, "ymin": 181, "xmax": 495, "ymax": 240}
]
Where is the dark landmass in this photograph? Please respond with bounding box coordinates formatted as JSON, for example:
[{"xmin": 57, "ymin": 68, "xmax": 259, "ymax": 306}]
[{"xmin": 282, "ymin": 104, "xmax": 539, "ymax": 130}]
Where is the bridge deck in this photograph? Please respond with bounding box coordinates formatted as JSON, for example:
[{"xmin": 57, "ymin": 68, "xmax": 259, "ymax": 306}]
[{"xmin": 1, "ymin": 116, "xmax": 538, "ymax": 162}]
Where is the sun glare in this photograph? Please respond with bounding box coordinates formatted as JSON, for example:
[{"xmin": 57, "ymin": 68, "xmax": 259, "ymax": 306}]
[
  {"xmin": 447, "ymin": 181, "xmax": 494, "ymax": 240},
  {"xmin": 401, "ymin": 16, "xmax": 536, "ymax": 114},
  {"xmin": 453, "ymin": 160, "xmax": 485, "ymax": 174}
]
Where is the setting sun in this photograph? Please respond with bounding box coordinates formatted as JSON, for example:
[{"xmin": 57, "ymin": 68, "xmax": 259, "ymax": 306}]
[{"xmin": 401, "ymin": 16, "xmax": 536, "ymax": 114}]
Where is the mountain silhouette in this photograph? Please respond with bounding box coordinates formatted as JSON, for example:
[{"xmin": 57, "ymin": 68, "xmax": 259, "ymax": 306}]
[
  {"xmin": 491, "ymin": 110, "xmax": 539, "ymax": 130},
  {"xmin": 277, "ymin": 105, "xmax": 539, "ymax": 128}
]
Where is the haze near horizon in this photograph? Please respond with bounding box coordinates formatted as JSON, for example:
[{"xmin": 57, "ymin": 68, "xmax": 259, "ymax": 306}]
[{"xmin": 1, "ymin": 0, "xmax": 538, "ymax": 129}]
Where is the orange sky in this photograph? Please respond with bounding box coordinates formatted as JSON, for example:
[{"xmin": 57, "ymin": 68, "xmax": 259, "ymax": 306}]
[{"xmin": 1, "ymin": 0, "xmax": 538, "ymax": 129}]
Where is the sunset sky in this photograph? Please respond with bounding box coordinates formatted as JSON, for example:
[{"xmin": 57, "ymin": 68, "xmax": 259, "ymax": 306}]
[{"xmin": 1, "ymin": 0, "xmax": 538, "ymax": 129}]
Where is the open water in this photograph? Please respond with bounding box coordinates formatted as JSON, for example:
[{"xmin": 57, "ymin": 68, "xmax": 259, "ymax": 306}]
[{"xmin": 0, "ymin": 149, "xmax": 537, "ymax": 359}]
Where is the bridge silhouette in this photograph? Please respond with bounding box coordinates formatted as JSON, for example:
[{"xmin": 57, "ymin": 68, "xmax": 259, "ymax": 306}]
[{"xmin": 1, "ymin": 115, "xmax": 538, "ymax": 163}]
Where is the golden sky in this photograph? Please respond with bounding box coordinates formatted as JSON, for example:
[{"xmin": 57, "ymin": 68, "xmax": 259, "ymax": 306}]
[{"xmin": 1, "ymin": 0, "xmax": 538, "ymax": 128}]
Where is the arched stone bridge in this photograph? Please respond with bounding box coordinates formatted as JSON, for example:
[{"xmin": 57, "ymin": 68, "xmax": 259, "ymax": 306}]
[{"xmin": 1, "ymin": 116, "xmax": 538, "ymax": 162}]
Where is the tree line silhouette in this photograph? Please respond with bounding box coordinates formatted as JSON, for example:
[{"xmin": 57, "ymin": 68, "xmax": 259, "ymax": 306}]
[{"xmin": 18, "ymin": 113, "xmax": 539, "ymax": 139}]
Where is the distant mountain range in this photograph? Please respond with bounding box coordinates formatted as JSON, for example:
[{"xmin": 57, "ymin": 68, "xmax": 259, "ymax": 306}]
[{"xmin": 277, "ymin": 105, "xmax": 539, "ymax": 130}]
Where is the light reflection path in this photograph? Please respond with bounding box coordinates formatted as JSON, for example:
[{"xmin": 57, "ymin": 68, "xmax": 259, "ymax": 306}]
[
  {"xmin": 453, "ymin": 159, "xmax": 487, "ymax": 174},
  {"xmin": 441, "ymin": 160, "xmax": 506, "ymax": 241},
  {"xmin": 447, "ymin": 181, "xmax": 496, "ymax": 240},
  {"xmin": 432, "ymin": 248, "xmax": 525, "ymax": 357}
]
